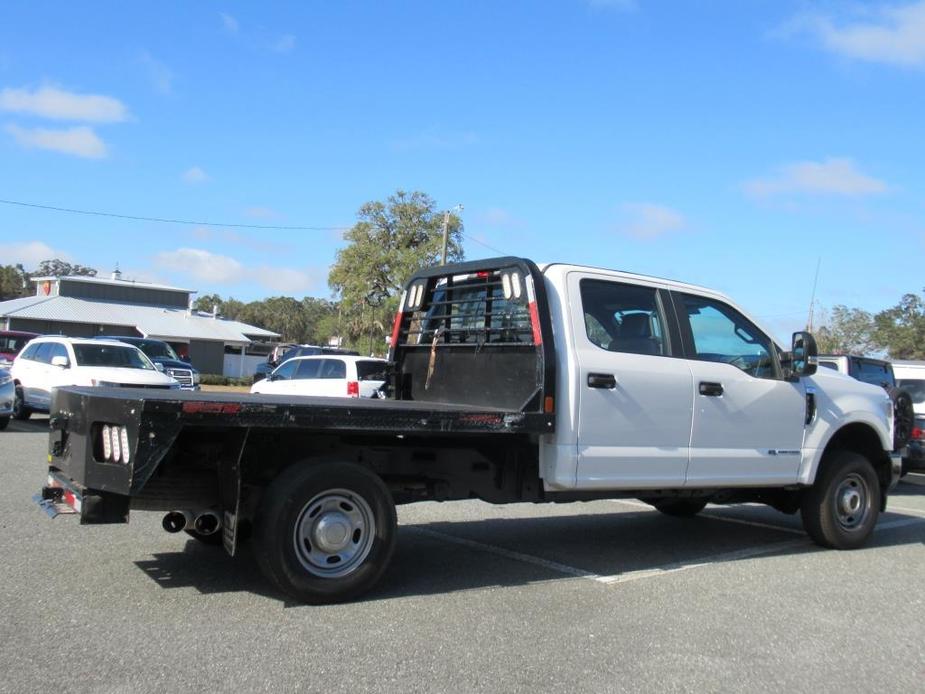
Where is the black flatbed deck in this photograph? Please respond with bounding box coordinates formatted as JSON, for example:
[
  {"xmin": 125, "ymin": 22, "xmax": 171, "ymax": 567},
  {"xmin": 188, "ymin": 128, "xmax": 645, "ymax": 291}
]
[{"xmin": 56, "ymin": 387, "xmax": 555, "ymax": 435}]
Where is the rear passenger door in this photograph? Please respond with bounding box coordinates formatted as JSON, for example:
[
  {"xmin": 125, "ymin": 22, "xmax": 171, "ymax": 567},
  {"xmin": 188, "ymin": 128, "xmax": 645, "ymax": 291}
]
[
  {"xmin": 572, "ymin": 273, "xmax": 694, "ymax": 489},
  {"xmin": 676, "ymin": 293, "xmax": 806, "ymax": 485}
]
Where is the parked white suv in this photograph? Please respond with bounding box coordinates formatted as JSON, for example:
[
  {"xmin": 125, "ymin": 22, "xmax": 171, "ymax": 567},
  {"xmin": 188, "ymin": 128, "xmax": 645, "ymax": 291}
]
[
  {"xmin": 251, "ymin": 355, "xmax": 386, "ymax": 398},
  {"xmin": 11, "ymin": 337, "xmax": 180, "ymax": 419}
]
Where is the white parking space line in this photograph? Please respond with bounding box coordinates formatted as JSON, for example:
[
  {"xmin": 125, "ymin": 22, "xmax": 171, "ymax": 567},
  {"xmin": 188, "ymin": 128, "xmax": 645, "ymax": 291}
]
[
  {"xmin": 887, "ymin": 504, "xmax": 925, "ymax": 518},
  {"xmin": 407, "ymin": 527, "xmax": 808, "ymax": 588},
  {"xmin": 593, "ymin": 539, "xmax": 808, "ymax": 585},
  {"xmin": 408, "ymin": 502, "xmax": 925, "ymax": 591},
  {"xmin": 406, "ymin": 526, "xmax": 599, "ymax": 581}
]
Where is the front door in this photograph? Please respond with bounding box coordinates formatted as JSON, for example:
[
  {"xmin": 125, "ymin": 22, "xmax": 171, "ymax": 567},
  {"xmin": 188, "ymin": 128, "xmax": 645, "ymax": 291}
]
[
  {"xmin": 676, "ymin": 293, "xmax": 807, "ymax": 486},
  {"xmin": 572, "ymin": 274, "xmax": 694, "ymax": 489}
]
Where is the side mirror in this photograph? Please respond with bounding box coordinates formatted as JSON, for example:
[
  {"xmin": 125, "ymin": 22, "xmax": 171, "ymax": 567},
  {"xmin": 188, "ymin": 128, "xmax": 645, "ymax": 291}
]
[
  {"xmin": 50, "ymin": 355, "xmax": 70, "ymax": 368},
  {"xmin": 790, "ymin": 331, "xmax": 818, "ymax": 378}
]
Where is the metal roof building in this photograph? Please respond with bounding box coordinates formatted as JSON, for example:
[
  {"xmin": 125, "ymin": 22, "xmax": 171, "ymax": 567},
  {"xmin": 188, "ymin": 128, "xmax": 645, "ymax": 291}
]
[{"xmin": 0, "ymin": 273, "xmax": 279, "ymax": 376}]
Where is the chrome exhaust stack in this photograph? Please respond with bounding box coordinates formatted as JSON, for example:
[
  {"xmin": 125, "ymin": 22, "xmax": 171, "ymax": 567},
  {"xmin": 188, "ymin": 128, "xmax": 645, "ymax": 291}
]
[
  {"xmin": 162, "ymin": 510, "xmax": 193, "ymax": 533},
  {"xmin": 193, "ymin": 511, "xmax": 221, "ymax": 536}
]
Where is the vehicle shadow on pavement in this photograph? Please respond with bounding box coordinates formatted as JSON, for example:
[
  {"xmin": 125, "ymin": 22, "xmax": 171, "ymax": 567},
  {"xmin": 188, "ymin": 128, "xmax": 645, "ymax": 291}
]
[
  {"xmin": 131, "ymin": 509, "xmax": 923, "ymax": 606},
  {"xmin": 4, "ymin": 417, "xmax": 50, "ymax": 434}
]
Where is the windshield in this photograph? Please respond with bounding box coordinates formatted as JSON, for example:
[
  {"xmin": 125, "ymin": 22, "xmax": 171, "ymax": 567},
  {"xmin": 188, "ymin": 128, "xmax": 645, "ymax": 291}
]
[
  {"xmin": 136, "ymin": 340, "xmax": 179, "ymax": 360},
  {"xmin": 73, "ymin": 344, "xmax": 155, "ymax": 370},
  {"xmin": 0, "ymin": 335, "xmax": 33, "ymax": 355},
  {"xmin": 898, "ymin": 379, "xmax": 925, "ymax": 404}
]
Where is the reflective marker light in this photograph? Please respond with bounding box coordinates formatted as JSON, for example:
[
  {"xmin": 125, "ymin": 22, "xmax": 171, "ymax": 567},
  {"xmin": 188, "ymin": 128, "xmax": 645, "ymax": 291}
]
[
  {"xmin": 101, "ymin": 425, "xmax": 112, "ymax": 460},
  {"xmin": 110, "ymin": 426, "xmax": 122, "ymax": 462},
  {"xmin": 120, "ymin": 427, "xmax": 131, "ymax": 463}
]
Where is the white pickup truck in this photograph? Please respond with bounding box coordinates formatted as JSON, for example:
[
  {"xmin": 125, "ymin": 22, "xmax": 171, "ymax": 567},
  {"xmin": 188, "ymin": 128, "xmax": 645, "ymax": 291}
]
[{"xmin": 37, "ymin": 257, "xmax": 904, "ymax": 603}]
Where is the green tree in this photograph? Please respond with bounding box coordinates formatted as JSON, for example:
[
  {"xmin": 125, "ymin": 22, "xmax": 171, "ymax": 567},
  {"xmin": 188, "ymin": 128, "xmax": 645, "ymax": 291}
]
[
  {"xmin": 813, "ymin": 305, "xmax": 875, "ymax": 354},
  {"xmin": 193, "ymin": 293, "xmax": 224, "ymax": 314},
  {"xmin": 33, "ymin": 259, "xmax": 97, "ymax": 277},
  {"xmin": 872, "ymin": 291, "xmax": 925, "ymax": 359},
  {"xmin": 0, "ymin": 264, "xmax": 28, "ymax": 300},
  {"xmin": 328, "ymin": 190, "xmax": 464, "ymax": 343}
]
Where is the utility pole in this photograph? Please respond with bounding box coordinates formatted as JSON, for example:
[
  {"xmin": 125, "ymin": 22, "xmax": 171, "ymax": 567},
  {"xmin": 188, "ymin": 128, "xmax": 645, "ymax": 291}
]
[
  {"xmin": 441, "ymin": 203, "xmax": 463, "ymax": 265},
  {"xmin": 806, "ymin": 257, "xmax": 822, "ymax": 331}
]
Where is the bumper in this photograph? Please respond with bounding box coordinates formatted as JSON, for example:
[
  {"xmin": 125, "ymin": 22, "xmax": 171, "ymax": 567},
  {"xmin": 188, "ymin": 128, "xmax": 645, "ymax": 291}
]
[{"xmin": 35, "ymin": 469, "xmax": 129, "ymax": 523}]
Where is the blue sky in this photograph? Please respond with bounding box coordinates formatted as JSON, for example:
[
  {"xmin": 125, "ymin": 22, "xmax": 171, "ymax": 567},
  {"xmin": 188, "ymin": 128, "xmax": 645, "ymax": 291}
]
[{"xmin": 1, "ymin": 0, "xmax": 923, "ymax": 343}]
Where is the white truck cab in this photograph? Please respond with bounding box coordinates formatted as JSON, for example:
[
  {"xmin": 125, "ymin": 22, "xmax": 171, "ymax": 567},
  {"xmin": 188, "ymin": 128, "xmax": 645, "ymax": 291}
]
[{"xmin": 537, "ymin": 263, "xmax": 898, "ymax": 544}]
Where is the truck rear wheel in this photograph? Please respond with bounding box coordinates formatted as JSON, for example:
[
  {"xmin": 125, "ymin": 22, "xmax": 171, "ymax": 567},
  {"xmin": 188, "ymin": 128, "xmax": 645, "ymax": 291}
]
[
  {"xmin": 801, "ymin": 450, "xmax": 880, "ymax": 549},
  {"xmin": 254, "ymin": 461, "xmax": 397, "ymax": 604}
]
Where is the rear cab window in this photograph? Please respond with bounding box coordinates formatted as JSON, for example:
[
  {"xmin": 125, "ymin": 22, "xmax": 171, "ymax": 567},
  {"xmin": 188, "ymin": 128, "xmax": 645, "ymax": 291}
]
[
  {"xmin": 898, "ymin": 379, "xmax": 925, "ymax": 404},
  {"xmin": 579, "ymin": 279, "xmax": 668, "ymax": 357}
]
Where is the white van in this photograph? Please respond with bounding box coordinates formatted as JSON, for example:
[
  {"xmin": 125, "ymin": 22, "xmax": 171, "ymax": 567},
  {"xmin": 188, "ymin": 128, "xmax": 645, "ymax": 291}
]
[{"xmin": 893, "ymin": 360, "xmax": 925, "ymax": 416}]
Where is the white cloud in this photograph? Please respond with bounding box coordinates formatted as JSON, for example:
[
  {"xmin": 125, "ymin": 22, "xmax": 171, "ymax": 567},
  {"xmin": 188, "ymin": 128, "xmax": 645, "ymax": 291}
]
[
  {"xmin": 743, "ymin": 157, "xmax": 888, "ymax": 198},
  {"xmin": 0, "ymin": 241, "xmax": 71, "ymax": 267},
  {"xmin": 794, "ymin": 1, "xmax": 925, "ymax": 67},
  {"xmin": 220, "ymin": 12, "xmax": 239, "ymax": 34},
  {"xmin": 140, "ymin": 52, "xmax": 173, "ymax": 95},
  {"xmin": 154, "ymin": 247, "xmax": 318, "ymax": 293},
  {"xmin": 616, "ymin": 203, "xmax": 686, "ymax": 240},
  {"xmin": 252, "ymin": 266, "xmax": 316, "ymax": 294},
  {"xmin": 5, "ymin": 124, "xmax": 108, "ymax": 158},
  {"xmin": 181, "ymin": 166, "xmax": 209, "ymax": 184},
  {"xmin": 0, "ymin": 85, "xmax": 128, "ymax": 123},
  {"xmin": 155, "ymin": 248, "xmax": 243, "ymax": 284},
  {"xmin": 390, "ymin": 128, "xmax": 479, "ymax": 151},
  {"xmin": 273, "ymin": 34, "xmax": 296, "ymax": 53}
]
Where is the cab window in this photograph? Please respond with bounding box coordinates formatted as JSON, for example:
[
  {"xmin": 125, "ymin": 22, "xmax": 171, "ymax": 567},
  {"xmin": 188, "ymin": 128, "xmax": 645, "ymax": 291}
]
[
  {"xmin": 680, "ymin": 294, "xmax": 776, "ymax": 378},
  {"xmin": 580, "ymin": 279, "xmax": 667, "ymax": 356}
]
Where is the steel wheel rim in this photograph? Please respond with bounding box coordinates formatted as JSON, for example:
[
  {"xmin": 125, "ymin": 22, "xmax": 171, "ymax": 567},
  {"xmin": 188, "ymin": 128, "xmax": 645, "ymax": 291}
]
[
  {"xmin": 293, "ymin": 488, "xmax": 376, "ymax": 578},
  {"xmin": 834, "ymin": 473, "xmax": 870, "ymax": 531}
]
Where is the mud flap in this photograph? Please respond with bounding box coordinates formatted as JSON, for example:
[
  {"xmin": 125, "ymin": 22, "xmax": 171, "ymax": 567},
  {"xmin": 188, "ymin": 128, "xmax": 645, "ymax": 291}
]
[{"xmin": 218, "ymin": 428, "xmax": 250, "ymax": 556}]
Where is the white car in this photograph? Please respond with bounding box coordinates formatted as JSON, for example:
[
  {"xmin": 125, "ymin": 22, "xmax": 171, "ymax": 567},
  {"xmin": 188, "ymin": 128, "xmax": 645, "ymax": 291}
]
[
  {"xmin": 251, "ymin": 355, "xmax": 387, "ymax": 398},
  {"xmin": 11, "ymin": 337, "xmax": 180, "ymax": 419}
]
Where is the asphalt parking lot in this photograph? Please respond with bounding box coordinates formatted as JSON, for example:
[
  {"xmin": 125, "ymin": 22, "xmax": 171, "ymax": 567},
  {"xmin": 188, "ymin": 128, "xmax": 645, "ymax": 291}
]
[{"xmin": 1, "ymin": 417, "xmax": 923, "ymax": 693}]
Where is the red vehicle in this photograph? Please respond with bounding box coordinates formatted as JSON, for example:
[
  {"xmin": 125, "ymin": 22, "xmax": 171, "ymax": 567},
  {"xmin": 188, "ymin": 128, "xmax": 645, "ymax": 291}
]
[{"xmin": 0, "ymin": 330, "xmax": 39, "ymax": 366}]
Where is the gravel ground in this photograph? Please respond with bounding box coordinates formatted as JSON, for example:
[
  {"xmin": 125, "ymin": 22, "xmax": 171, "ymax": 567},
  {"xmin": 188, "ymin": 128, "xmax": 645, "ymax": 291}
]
[{"xmin": 2, "ymin": 417, "xmax": 923, "ymax": 693}]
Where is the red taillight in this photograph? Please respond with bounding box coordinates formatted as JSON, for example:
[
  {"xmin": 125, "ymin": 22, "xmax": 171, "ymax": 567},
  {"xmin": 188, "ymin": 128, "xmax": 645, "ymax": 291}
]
[
  {"xmin": 912, "ymin": 426, "xmax": 924, "ymax": 441},
  {"xmin": 476, "ymin": 271, "xmax": 490, "ymax": 278},
  {"xmin": 528, "ymin": 301, "xmax": 542, "ymax": 345},
  {"xmin": 389, "ymin": 311, "xmax": 404, "ymax": 349},
  {"xmin": 347, "ymin": 381, "xmax": 359, "ymax": 397}
]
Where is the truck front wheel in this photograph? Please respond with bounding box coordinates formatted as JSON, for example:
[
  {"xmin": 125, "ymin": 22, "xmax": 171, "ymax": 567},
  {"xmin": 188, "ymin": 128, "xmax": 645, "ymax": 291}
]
[
  {"xmin": 801, "ymin": 450, "xmax": 880, "ymax": 549},
  {"xmin": 254, "ymin": 461, "xmax": 397, "ymax": 604}
]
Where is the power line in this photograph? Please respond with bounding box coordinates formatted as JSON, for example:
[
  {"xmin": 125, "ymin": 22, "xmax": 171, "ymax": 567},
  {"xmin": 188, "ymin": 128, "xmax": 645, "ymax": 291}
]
[
  {"xmin": 0, "ymin": 196, "xmax": 510, "ymax": 256},
  {"xmin": 0, "ymin": 198, "xmax": 348, "ymax": 231}
]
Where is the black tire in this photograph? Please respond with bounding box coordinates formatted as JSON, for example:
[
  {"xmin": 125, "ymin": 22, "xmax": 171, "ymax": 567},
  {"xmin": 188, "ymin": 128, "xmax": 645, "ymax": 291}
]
[
  {"xmin": 12, "ymin": 387, "xmax": 30, "ymax": 421},
  {"xmin": 184, "ymin": 529, "xmax": 224, "ymax": 546},
  {"xmin": 254, "ymin": 461, "xmax": 397, "ymax": 604},
  {"xmin": 651, "ymin": 498, "xmax": 708, "ymax": 517},
  {"xmin": 0, "ymin": 416, "xmax": 9, "ymax": 431},
  {"xmin": 801, "ymin": 450, "xmax": 880, "ymax": 549},
  {"xmin": 889, "ymin": 387, "xmax": 914, "ymax": 450}
]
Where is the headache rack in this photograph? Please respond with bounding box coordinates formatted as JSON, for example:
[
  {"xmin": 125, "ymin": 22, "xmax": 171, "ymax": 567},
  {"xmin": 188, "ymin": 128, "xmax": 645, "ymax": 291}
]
[{"xmin": 388, "ymin": 257, "xmax": 555, "ymax": 413}]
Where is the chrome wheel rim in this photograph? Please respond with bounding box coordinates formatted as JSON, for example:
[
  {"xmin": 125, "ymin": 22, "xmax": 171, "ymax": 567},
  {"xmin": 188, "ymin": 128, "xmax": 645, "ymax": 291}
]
[
  {"xmin": 293, "ymin": 489, "xmax": 376, "ymax": 578},
  {"xmin": 834, "ymin": 473, "xmax": 870, "ymax": 531}
]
